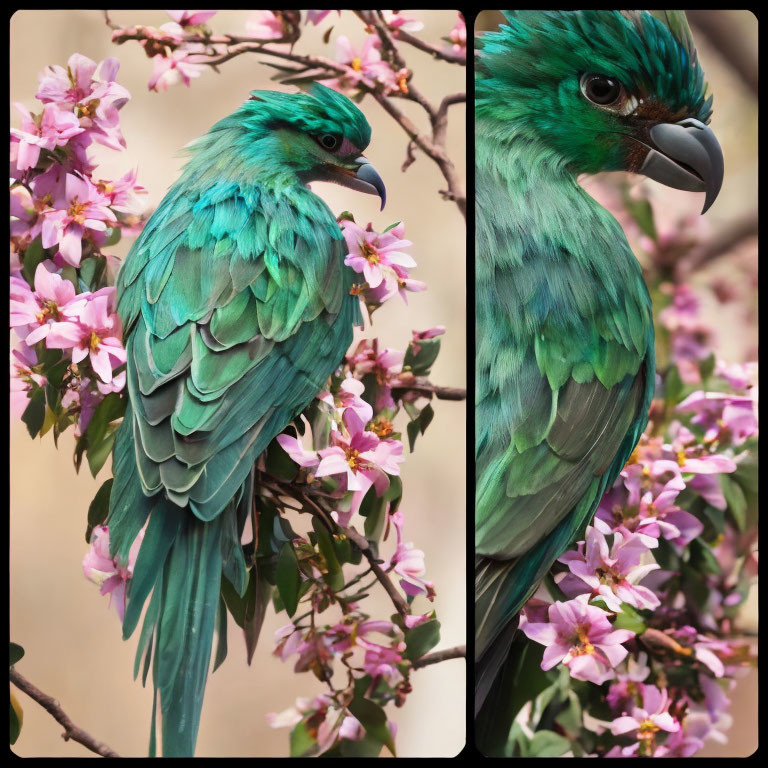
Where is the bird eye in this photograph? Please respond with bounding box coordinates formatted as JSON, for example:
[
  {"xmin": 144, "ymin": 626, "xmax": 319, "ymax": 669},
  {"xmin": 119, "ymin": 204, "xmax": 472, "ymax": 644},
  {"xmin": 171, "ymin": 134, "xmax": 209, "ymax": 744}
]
[
  {"xmin": 316, "ymin": 133, "xmax": 341, "ymax": 152},
  {"xmin": 580, "ymin": 73, "xmax": 624, "ymax": 107}
]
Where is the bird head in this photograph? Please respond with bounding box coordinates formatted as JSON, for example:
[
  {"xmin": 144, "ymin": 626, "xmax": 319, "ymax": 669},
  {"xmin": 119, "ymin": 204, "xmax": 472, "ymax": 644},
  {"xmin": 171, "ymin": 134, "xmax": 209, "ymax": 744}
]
[
  {"xmin": 477, "ymin": 10, "xmax": 723, "ymax": 212},
  {"xmin": 239, "ymin": 83, "xmax": 386, "ymax": 209}
]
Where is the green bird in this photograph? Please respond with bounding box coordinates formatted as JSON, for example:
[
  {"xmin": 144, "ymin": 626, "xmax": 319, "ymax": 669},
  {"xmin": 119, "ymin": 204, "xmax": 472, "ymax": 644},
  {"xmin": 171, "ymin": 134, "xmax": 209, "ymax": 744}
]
[
  {"xmin": 474, "ymin": 10, "xmax": 723, "ymax": 752},
  {"xmin": 106, "ymin": 84, "xmax": 386, "ymax": 757}
]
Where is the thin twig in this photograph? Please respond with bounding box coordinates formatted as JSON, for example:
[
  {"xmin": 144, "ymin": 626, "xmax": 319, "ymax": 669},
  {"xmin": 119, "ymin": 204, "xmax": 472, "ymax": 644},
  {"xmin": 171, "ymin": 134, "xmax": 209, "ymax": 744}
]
[
  {"xmin": 677, "ymin": 210, "xmax": 758, "ymax": 278},
  {"xmin": 341, "ymin": 525, "xmax": 410, "ymax": 618},
  {"xmin": 10, "ymin": 668, "xmax": 120, "ymax": 758},
  {"xmin": 412, "ymin": 645, "xmax": 466, "ymax": 669},
  {"xmin": 393, "ymin": 29, "xmax": 466, "ymax": 65},
  {"xmin": 393, "ymin": 383, "xmax": 467, "ymax": 401}
]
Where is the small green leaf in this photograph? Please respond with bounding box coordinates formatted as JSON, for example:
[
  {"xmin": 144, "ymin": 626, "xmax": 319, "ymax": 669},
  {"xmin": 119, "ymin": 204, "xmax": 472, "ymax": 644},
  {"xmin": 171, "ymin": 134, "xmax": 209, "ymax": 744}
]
[
  {"xmin": 21, "ymin": 388, "xmax": 45, "ymax": 438},
  {"xmin": 10, "ymin": 692, "xmax": 23, "ymax": 745},
  {"xmin": 265, "ymin": 437, "xmax": 298, "ymax": 482},
  {"xmin": 9, "ymin": 643, "xmax": 24, "ymax": 667},
  {"xmin": 720, "ymin": 474, "xmax": 747, "ymax": 531},
  {"xmin": 347, "ymin": 696, "xmax": 396, "ymax": 756},
  {"xmin": 290, "ymin": 720, "xmax": 317, "ymax": 757},
  {"xmin": 86, "ymin": 430, "xmax": 116, "ymax": 477},
  {"xmin": 528, "ymin": 730, "xmax": 571, "ymax": 757},
  {"xmin": 213, "ymin": 596, "xmax": 228, "ymax": 672},
  {"xmin": 403, "ymin": 338, "xmax": 442, "ymax": 377},
  {"xmin": 85, "ymin": 478, "xmax": 114, "ymax": 543},
  {"xmin": 276, "ymin": 542, "xmax": 301, "ymax": 617},
  {"xmin": 312, "ymin": 519, "xmax": 344, "ymax": 592},
  {"xmin": 404, "ymin": 618, "xmax": 441, "ymax": 661},
  {"xmin": 612, "ymin": 603, "xmax": 646, "ymax": 635},
  {"xmin": 20, "ymin": 238, "xmax": 45, "ymax": 286}
]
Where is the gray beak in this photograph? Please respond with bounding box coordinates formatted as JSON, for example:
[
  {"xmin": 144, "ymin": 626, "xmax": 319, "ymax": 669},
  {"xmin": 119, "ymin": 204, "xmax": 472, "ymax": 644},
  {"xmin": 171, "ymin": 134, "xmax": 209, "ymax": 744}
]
[
  {"xmin": 639, "ymin": 118, "xmax": 724, "ymax": 213},
  {"xmin": 347, "ymin": 157, "xmax": 386, "ymax": 210}
]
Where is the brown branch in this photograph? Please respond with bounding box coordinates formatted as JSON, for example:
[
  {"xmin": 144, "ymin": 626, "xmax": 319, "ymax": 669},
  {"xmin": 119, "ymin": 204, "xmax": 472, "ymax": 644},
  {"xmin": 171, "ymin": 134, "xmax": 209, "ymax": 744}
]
[
  {"xmin": 412, "ymin": 645, "xmax": 466, "ymax": 669},
  {"xmin": 341, "ymin": 525, "xmax": 410, "ymax": 618},
  {"xmin": 392, "ymin": 383, "xmax": 467, "ymax": 401},
  {"xmin": 393, "ymin": 29, "xmax": 466, "ymax": 66},
  {"xmin": 677, "ymin": 210, "xmax": 758, "ymax": 278},
  {"xmin": 687, "ymin": 11, "xmax": 757, "ymax": 96},
  {"xmin": 10, "ymin": 668, "xmax": 120, "ymax": 757}
]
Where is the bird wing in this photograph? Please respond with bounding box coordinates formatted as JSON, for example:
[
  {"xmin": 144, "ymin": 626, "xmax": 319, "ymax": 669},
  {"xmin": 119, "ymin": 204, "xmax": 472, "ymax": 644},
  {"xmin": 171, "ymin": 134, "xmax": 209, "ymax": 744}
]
[
  {"xmin": 475, "ymin": 246, "xmax": 654, "ymax": 653},
  {"xmin": 115, "ymin": 180, "xmax": 359, "ymax": 523}
]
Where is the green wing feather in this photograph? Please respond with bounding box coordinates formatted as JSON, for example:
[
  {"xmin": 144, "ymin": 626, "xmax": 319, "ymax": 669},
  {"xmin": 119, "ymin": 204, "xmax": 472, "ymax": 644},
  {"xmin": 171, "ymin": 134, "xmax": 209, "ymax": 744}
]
[{"xmin": 109, "ymin": 169, "xmax": 359, "ymax": 756}]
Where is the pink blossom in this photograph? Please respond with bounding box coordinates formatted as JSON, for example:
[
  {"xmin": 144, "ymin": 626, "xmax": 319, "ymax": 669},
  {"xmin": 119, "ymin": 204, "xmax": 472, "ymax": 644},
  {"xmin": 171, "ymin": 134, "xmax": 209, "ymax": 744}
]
[
  {"xmin": 677, "ymin": 390, "xmax": 757, "ymax": 446},
  {"xmin": 10, "ymin": 185, "xmax": 42, "ymax": 251},
  {"xmin": 36, "ymin": 53, "xmax": 130, "ymax": 151},
  {"xmin": 385, "ymin": 509, "xmax": 434, "ymax": 600},
  {"xmin": 519, "ymin": 594, "xmax": 634, "ymax": 685},
  {"xmin": 323, "ymin": 35, "xmax": 397, "ymax": 94},
  {"xmin": 314, "ymin": 416, "xmax": 402, "ymax": 496},
  {"xmin": 40, "ymin": 173, "xmax": 116, "ymax": 266},
  {"xmin": 557, "ymin": 526, "xmax": 660, "ymax": 612},
  {"xmin": 10, "ymin": 343, "xmax": 46, "ymax": 419},
  {"xmin": 83, "ymin": 525, "xmax": 144, "ymax": 621},
  {"xmin": 606, "ymin": 653, "xmax": 651, "ymax": 715},
  {"xmin": 9, "ymin": 263, "xmax": 81, "ymax": 345},
  {"xmin": 95, "ymin": 168, "xmax": 146, "ymax": 216},
  {"xmin": 305, "ymin": 10, "xmax": 337, "ymax": 26},
  {"xmin": 447, "ymin": 14, "xmax": 467, "ymax": 60},
  {"xmin": 346, "ymin": 342, "xmax": 404, "ymax": 413},
  {"xmin": 381, "ymin": 11, "xmax": 424, "ymax": 33},
  {"xmin": 148, "ymin": 50, "xmax": 204, "ymax": 92},
  {"xmin": 166, "ymin": 10, "xmax": 217, "ymax": 27},
  {"xmin": 10, "ymin": 103, "xmax": 85, "ymax": 171},
  {"xmin": 246, "ymin": 11, "xmax": 284, "ymax": 39},
  {"xmin": 342, "ymin": 220, "xmax": 415, "ymax": 291},
  {"xmin": 318, "ymin": 375, "xmax": 373, "ymax": 432},
  {"xmin": 47, "ymin": 288, "xmax": 126, "ymax": 383},
  {"xmin": 276, "ymin": 430, "xmax": 320, "ymax": 468},
  {"xmin": 611, "ymin": 684, "xmax": 680, "ymax": 739}
]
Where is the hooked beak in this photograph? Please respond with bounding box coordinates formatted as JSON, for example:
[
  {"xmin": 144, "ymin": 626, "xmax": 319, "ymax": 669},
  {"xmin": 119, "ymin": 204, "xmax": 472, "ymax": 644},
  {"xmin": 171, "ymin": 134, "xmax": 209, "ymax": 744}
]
[
  {"xmin": 639, "ymin": 118, "xmax": 724, "ymax": 214},
  {"xmin": 325, "ymin": 157, "xmax": 387, "ymax": 210}
]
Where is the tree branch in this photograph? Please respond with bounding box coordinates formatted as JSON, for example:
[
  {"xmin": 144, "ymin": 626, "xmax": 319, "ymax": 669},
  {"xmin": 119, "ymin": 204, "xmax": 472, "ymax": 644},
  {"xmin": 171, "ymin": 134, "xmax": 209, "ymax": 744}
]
[
  {"xmin": 392, "ymin": 382, "xmax": 467, "ymax": 401},
  {"xmin": 412, "ymin": 645, "xmax": 466, "ymax": 669},
  {"xmin": 10, "ymin": 668, "xmax": 120, "ymax": 758},
  {"xmin": 341, "ymin": 525, "xmax": 410, "ymax": 618},
  {"xmin": 393, "ymin": 29, "xmax": 466, "ymax": 65},
  {"xmin": 677, "ymin": 210, "xmax": 758, "ymax": 277}
]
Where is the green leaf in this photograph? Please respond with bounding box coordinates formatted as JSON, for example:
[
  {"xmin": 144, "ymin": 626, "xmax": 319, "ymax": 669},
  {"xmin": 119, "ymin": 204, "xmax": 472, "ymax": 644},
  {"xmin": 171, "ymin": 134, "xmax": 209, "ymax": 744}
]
[
  {"xmin": 86, "ymin": 430, "xmax": 116, "ymax": 477},
  {"xmin": 84, "ymin": 393, "xmax": 125, "ymax": 449},
  {"xmin": 664, "ymin": 364, "xmax": 683, "ymax": 405},
  {"xmin": 612, "ymin": 603, "xmax": 647, "ymax": 635},
  {"xmin": 9, "ymin": 643, "xmax": 24, "ymax": 667},
  {"xmin": 10, "ymin": 693, "xmax": 23, "ymax": 745},
  {"xmin": 698, "ymin": 353, "xmax": 716, "ymax": 381},
  {"xmin": 621, "ymin": 184, "xmax": 657, "ymax": 241},
  {"xmin": 403, "ymin": 338, "xmax": 442, "ymax": 377},
  {"xmin": 289, "ymin": 721, "xmax": 317, "ymax": 757},
  {"xmin": 85, "ymin": 478, "xmax": 113, "ymax": 543},
  {"xmin": 720, "ymin": 474, "xmax": 747, "ymax": 531},
  {"xmin": 275, "ymin": 542, "xmax": 301, "ymax": 617},
  {"xmin": 20, "ymin": 237, "xmax": 45, "ymax": 286},
  {"xmin": 312, "ymin": 519, "xmax": 344, "ymax": 592},
  {"xmin": 404, "ymin": 618, "xmax": 441, "ymax": 661},
  {"xmin": 528, "ymin": 730, "xmax": 571, "ymax": 757},
  {"xmin": 264, "ymin": 437, "xmax": 298, "ymax": 482},
  {"xmin": 21, "ymin": 388, "xmax": 45, "ymax": 438},
  {"xmin": 347, "ymin": 696, "xmax": 396, "ymax": 756}
]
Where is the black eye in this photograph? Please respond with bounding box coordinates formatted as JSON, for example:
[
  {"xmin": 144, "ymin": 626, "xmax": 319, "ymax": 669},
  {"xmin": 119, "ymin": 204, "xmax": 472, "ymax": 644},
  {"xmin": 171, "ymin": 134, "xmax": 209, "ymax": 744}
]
[
  {"xmin": 580, "ymin": 73, "xmax": 624, "ymax": 106},
  {"xmin": 316, "ymin": 133, "xmax": 341, "ymax": 151}
]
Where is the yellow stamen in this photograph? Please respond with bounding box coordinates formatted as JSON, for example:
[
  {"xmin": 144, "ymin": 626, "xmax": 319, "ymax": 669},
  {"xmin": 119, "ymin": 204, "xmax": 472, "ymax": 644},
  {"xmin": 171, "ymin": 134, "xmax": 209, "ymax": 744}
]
[{"xmin": 351, "ymin": 57, "xmax": 363, "ymax": 71}]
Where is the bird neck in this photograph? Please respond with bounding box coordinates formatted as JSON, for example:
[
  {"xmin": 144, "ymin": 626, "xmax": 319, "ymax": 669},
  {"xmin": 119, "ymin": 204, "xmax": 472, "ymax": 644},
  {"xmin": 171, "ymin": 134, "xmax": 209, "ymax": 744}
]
[{"xmin": 475, "ymin": 128, "xmax": 645, "ymax": 297}]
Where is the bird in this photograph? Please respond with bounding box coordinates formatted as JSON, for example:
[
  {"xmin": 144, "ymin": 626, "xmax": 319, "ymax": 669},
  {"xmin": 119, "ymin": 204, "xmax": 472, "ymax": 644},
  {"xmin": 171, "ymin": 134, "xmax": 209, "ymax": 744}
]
[
  {"xmin": 105, "ymin": 84, "xmax": 386, "ymax": 757},
  {"xmin": 474, "ymin": 10, "xmax": 723, "ymax": 753}
]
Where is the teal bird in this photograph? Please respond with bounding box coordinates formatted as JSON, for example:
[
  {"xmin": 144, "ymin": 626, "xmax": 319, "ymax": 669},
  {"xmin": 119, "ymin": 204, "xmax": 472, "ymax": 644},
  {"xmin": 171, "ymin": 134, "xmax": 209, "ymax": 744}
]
[
  {"xmin": 474, "ymin": 11, "xmax": 723, "ymax": 752},
  {"xmin": 106, "ymin": 84, "xmax": 386, "ymax": 757}
]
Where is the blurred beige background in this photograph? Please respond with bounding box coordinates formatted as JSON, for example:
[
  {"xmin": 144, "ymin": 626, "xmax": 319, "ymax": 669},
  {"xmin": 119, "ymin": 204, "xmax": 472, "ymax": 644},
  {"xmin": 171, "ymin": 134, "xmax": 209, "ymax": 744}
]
[
  {"xmin": 476, "ymin": 10, "xmax": 758, "ymax": 758},
  {"xmin": 10, "ymin": 10, "xmax": 466, "ymax": 757}
]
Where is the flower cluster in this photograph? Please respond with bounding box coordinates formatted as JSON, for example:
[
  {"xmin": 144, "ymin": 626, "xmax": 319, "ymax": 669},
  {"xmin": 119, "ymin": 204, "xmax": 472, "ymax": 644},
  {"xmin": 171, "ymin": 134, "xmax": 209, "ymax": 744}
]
[
  {"xmin": 508, "ymin": 184, "xmax": 758, "ymax": 758},
  {"xmin": 10, "ymin": 52, "xmax": 144, "ymax": 454},
  {"xmin": 262, "ymin": 315, "xmax": 447, "ymax": 755},
  {"xmin": 82, "ymin": 525, "xmax": 144, "ymax": 621}
]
